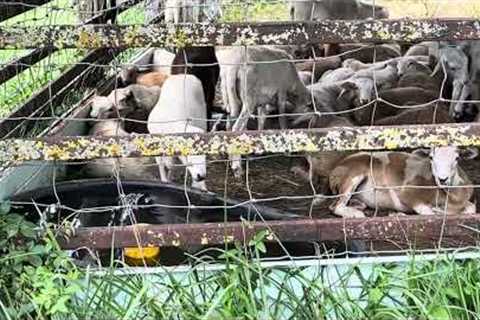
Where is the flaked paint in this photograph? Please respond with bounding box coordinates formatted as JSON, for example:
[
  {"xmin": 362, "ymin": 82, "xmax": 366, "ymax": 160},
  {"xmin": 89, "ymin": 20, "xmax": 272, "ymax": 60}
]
[
  {"xmin": 1, "ymin": 124, "xmax": 480, "ymax": 165},
  {"xmin": 0, "ymin": 19, "xmax": 479, "ymax": 49}
]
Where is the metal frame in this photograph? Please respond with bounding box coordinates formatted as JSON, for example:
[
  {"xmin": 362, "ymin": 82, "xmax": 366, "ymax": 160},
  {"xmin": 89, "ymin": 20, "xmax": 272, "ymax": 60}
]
[
  {"xmin": 58, "ymin": 215, "xmax": 480, "ymax": 250},
  {"xmin": 1, "ymin": 15, "xmax": 480, "ymax": 252},
  {"xmin": 1, "ymin": 123, "xmax": 479, "ymax": 163}
]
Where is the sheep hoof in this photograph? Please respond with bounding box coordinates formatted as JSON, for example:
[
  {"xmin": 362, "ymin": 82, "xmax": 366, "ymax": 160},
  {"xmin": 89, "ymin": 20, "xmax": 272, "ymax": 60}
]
[
  {"xmin": 312, "ymin": 196, "xmax": 327, "ymax": 206},
  {"xmin": 350, "ymin": 199, "xmax": 367, "ymax": 211},
  {"xmin": 191, "ymin": 180, "xmax": 208, "ymax": 192},
  {"xmin": 462, "ymin": 202, "xmax": 476, "ymax": 215},
  {"xmin": 290, "ymin": 166, "xmax": 309, "ymax": 181},
  {"xmin": 388, "ymin": 211, "xmax": 407, "ymax": 217},
  {"xmin": 232, "ymin": 167, "xmax": 243, "ymax": 179}
]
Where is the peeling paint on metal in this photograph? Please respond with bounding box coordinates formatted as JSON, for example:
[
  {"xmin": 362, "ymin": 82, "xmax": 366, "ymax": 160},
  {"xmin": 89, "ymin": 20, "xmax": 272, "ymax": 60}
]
[{"xmin": 0, "ymin": 19, "xmax": 479, "ymax": 49}]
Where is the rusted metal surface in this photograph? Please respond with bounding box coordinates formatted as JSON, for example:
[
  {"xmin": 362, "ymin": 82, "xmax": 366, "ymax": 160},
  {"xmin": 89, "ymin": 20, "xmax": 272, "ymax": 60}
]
[
  {"xmin": 0, "ymin": 19, "xmax": 479, "ymax": 49},
  {"xmin": 0, "ymin": 0, "xmax": 51, "ymax": 22},
  {"xmin": 57, "ymin": 215, "xmax": 480, "ymax": 249},
  {"xmin": 1, "ymin": 123, "xmax": 480, "ymax": 164}
]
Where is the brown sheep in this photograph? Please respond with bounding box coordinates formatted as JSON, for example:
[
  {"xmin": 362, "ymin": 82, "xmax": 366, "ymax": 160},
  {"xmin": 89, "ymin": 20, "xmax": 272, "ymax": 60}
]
[{"xmin": 120, "ymin": 66, "xmax": 169, "ymax": 88}]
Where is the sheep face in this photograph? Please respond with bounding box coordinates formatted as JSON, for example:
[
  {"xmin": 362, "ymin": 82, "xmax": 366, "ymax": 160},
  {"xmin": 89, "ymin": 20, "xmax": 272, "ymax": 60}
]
[
  {"xmin": 181, "ymin": 155, "xmax": 207, "ymax": 191},
  {"xmin": 90, "ymin": 96, "xmax": 114, "ymax": 118},
  {"xmin": 339, "ymin": 78, "xmax": 374, "ymax": 106},
  {"xmin": 429, "ymin": 146, "xmax": 477, "ymax": 187}
]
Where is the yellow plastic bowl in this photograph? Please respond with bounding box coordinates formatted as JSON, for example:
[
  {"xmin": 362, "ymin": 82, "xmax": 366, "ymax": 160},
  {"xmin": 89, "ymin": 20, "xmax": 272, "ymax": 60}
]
[{"xmin": 124, "ymin": 247, "xmax": 160, "ymax": 266}]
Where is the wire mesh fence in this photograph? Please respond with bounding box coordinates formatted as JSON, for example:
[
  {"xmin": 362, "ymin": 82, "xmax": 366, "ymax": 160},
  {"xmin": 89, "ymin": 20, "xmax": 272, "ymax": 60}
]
[{"xmin": 0, "ymin": 0, "xmax": 480, "ymax": 268}]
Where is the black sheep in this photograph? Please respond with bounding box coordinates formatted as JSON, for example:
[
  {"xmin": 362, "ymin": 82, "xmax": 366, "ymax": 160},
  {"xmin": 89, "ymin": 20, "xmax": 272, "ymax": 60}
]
[{"xmin": 171, "ymin": 46, "xmax": 220, "ymax": 129}]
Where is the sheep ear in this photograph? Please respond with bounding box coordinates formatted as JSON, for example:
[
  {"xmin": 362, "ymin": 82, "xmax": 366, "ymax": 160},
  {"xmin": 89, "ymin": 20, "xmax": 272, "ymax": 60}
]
[
  {"xmin": 461, "ymin": 147, "xmax": 479, "ymax": 160},
  {"xmin": 458, "ymin": 42, "xmax": 470, "ymax": 53},
  {"xmin": 338, "ymin": 81, "xmax": 356, "ymax": 99}
]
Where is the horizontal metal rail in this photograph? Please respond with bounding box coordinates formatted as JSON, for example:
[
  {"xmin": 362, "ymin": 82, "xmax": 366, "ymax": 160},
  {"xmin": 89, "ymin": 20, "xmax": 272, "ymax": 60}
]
[
  {"xmin": 57, "ymin": 215, "xmax": 480, "ymax": 249},
  {"xmin": 0, "ymin": 19, "xmax": 479, "ymax": 49},
  {"xmin": 1, "ymin": 123, "xmax": 479, "ymax": 164},
  {"xmin": 0, "ymin": 0, "xmax": 51, "ymax": 22}
]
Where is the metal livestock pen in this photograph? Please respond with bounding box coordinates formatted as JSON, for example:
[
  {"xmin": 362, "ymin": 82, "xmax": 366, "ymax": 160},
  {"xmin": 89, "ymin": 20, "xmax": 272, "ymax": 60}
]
[{"xmin": 1, "ymin": 0, "xmax": 480, "ymax": 264}]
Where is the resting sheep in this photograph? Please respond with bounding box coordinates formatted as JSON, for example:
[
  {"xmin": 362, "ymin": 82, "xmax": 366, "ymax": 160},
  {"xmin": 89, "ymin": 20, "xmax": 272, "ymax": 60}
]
[
  {"xmin": 328, "ymin": 146, "xmax": 477, "ymax": 218},
  {"xmin": 325, "ymin": 44, "xmax": 400, "ymax": 63},
  {"xmin": 152, "ymin": 48, "xmax": 175, "ymax": 74},
  {"xmin": 295, "ymin": 56, "xmax": 342, "ymax": 82},
  {"xmin": 147, "ymin": 74, "xmax": 208, "ymax": 191}
]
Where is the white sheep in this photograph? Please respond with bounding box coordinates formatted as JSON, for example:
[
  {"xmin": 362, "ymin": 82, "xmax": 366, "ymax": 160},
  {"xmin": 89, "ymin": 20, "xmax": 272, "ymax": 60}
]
[{"xmin": 147, "ymin": 74, "xmax": 208, "ymax": 191}]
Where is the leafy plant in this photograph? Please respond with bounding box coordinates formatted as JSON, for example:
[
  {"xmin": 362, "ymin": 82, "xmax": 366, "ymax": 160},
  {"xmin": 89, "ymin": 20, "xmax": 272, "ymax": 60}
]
[{"xmin": 0, "ymin": 202, "xmax": 81, "ymax": 319}]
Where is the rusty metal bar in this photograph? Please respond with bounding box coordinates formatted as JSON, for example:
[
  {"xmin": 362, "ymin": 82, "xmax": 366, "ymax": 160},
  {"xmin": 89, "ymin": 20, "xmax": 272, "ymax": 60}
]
[
  {"xmin": 0, "ymin": 18, "xmax": 479, "ymax": 49},
  {"xmin": 57, "ymin": 215, "xmax": 480, "ymax": 249},
  {"xmin": 0, "ymin": 0, "xmax": 51, "ymax": 22},
  {"xmin": 1, "ymin": 123, "xmax": 480, "ymax": 164}
]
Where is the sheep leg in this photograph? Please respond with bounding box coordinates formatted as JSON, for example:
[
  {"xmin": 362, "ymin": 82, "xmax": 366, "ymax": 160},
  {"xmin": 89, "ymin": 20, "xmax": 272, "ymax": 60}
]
[
  {"xmin": 174, "ymin": 2, "xmax": 181, "ymax": 24},
  {"xmin": 230, "ymin": 106, "xmax": 251, "ymax": 178},
  {"xmin": 278, "ymin": 93, "xmax": 288, "ymax": 130},
  {"xmin": 412, "ymin": 203, "xmax": 435, "ymax": 215},
  {"xmin": 192, "ymin": 0, "xmax": 200, "ymax": 22},
  {"xmin": 155, "ymin": 157, "xmax": 170, "ymax": 183},
  {"xmin": 226, "ymin": 114, "xmax": 233, "ymax": 131},
  {"xmin": 329, "ymin": 175, "xmax": 366, "ymax": 218},
  {"xmin": 179, "ymin": 155, "xmax": 208, "ymax": 191},
  {"xmin": 257, "ymin": 106, "xmax": 267, "ymax": 131},
  {"xmin": 462, "ymin": 201, "xmax": 476, "ymax": 215}
]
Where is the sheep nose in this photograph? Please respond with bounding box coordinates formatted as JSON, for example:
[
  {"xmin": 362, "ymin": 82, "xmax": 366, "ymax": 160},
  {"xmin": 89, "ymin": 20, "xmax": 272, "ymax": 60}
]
[
  {"xmin": 195, "ymin": 174, "xmax": 206, "ymax": 182},
  {"xmin": 453, "ymin": 112, "xmax": 463, "ymax": 121},
  {"xmin": 439, "ymin": 177, "xmax": 448, "ymax": 184}
]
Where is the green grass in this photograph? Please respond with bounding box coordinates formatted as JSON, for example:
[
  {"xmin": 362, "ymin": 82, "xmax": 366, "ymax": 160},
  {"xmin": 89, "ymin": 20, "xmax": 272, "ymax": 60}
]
[{"xmin": 4, "ymin": 213, "xmax": 480, "ymax": 320}]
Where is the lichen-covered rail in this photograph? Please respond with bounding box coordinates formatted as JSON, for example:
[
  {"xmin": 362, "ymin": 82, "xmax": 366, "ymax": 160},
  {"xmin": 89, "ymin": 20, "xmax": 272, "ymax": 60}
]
[
  {"xmin": 0, "ymin": 19, "xmax": 479, "ymax": 49},
  {"xmin": 1, "ymin": 123, "xmax": 480, "ymax": 165}
]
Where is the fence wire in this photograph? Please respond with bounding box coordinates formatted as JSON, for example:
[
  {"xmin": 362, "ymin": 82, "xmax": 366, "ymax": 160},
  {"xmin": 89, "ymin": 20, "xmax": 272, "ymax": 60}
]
[{"xmin": 1, "ymin": 0, "xmax": 480, "ymax": 267}]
